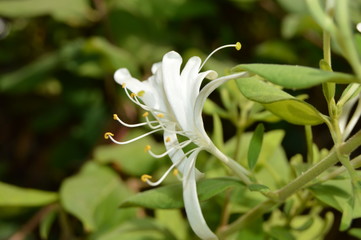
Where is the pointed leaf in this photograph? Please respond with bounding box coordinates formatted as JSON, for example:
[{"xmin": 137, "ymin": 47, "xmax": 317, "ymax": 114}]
[
  {"xmin": 120, "ymin": 177, "xmax": 243, "ymax": 209},
  {"xmin": 349, "ymin": 228, "xmax": 361, "ymax": 239},
  {"xmin": 340, "ymin": 199, "xmax": 353, "ymax": 231},
  {"xmin": 248, "ymin": 184, "xmax": 270, "ymax": 192},
  {"xmin": 0, "ymin": 0, "xmax": 91, "ymax": 25},
  {"xmin": 40, "ymin": 208, "xmax": 58, "ymax": 240},
  {"xmin": 0, "ymin": 182, "xmax": 58, "ymax": 207},
  {"xmin": 60, "ymin": 162, "xmax": 134, "ymax": 231},
  {"xmin": 248, "ymin": 123, "xmax": 264, "ymax": 170},
  {"xmin": 309, "ymin": 183, "xmax": 350, "ymax": 212},
  {"xmin": 94, "ymin": 130, "xmax": 162, "ymax": 176},
  {"xmin": 92, "ymin": 218, "xmax": 177, "ymax": 240},
  {"xmin": 233, "ymin": 64, "xmax": 358, "ymax": 89},
  {"xmin": 237, "ymin": 77, "xmax": 325, "ymax": 125}
]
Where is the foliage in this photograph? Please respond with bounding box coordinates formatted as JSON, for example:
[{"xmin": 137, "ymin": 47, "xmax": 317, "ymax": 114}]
[{"xmin": 1, "ymin": 0, "xmax": 361, "ymax": 240}]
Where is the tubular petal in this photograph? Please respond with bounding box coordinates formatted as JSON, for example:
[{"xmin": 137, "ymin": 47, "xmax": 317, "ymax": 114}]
[
  {"xmin": 194, "ymin": 72, "xmax": 249, "ymax": 135},
  {"xmin": 182, "ymin": 150, "xmax": 218, "ymax": 240}
]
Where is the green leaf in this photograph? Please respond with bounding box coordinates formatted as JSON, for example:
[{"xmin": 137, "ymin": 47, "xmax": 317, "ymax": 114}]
[
  {"xmin": 268, "ymin": 226, "xmax": 295, "ymax": 240},
  {"xmin": 248, "ymin": 184, "xmax": 270, "ymax": 192},
  {"xmin": 60, "ymin": 162, "xmax": 134, "ymax": 232},
  {"xmin": 309, "ymin": 183, "xmax": 350, "ymax": 211},
  {"xmin": 155, "ymin": 209, "xmax": 187, "ymax": 240},
  {"xmin": 236, "ymin": 218, "xmax": 265, "ymax": 240},
  {"xmin": 120, "ymin": 177, "xmax": 243, "ymax": 209},
  {"xmin": 340, "ymin": 198, "xmax": 353, "ymax": 231},
  {"xmin": 255, "ymin": 40, "xmax": 298, "ymax": 63},
  {"xmin": 85, "ymin": 37, "xmax": 138, "ymax": 74},
  {"xmin": 233, "ymin": 64, "xmax": 357, "ymax": 89},
  {"xmin": 292, "ymin": 217, "xmax": 313, "ymax": 231},
  {"xmin": 0, "ymin": 40, "xmax": 83, "ymax": 93},
  {"xmin": 40, "ymin": 208, "xmax": 58, "ymax": 240},
  {"xmin": 349, "ymin": 228, "xmax": 361, "ymax": 239},
  {"xmin": 0, "ymin": 182, "xmax": 58, "ymax": 207},
  {"xmin": 225, "ymin": 130, "xmax": 289, "ymax": 190},
  {"xmin": 0, "ymin": 0, "xmax": 91, "ymax": 25},
  {"xmin": 237, "ymin": 77, "xmax": 325, "ymax": 125},
  {"xmin": 248, "ymin": 123, "xmax": 264, "ymax": 170},
  {"xmin": 212, "ymin": 113, "xmax": 224, "ymax": 150},
  {"xmin": 92, "ymin": 218, "xmax": 177, "ymax": 240},
  {"xmin": 203, "ymin": 99, "xmax": 228, "ymax": 118},
  {"xmin": 94, "ymin": 130, "xmax": 162, "ymax": 176}
]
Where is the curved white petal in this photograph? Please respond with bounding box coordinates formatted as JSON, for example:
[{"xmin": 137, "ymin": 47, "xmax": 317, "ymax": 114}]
[
  {"xmin": 114, "ymin": 68, "xmax": 159, "ymax": 109},
  {"xmin": 194, "ymin": 72, "xmax": 249, "ymax": 134},
  {"xmin": 183, "ymin": 150, "xmax": 218, "ymax": 240},
  {"xmin": 151, "ymin": 62, "xmax": 162, "ymax": 74},
  {"xmin": 162, "ymin": 51, "xmax": 191, "ymax": 131}
]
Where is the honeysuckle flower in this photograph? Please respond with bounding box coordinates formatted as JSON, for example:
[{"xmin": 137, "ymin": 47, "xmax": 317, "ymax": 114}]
[{"xmin": 105, "ymin": 43, "xmax": 250, "ymax": 240}]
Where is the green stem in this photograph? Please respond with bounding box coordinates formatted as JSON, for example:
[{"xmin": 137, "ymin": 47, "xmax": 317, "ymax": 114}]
[
  {"xmin": 218, "ymin": 129, "xmax": 361, "ymax": 238},
  {"xmin": 277, "ymin": 129, "xmax": 361, "ymax": 202},
  {"xmin": 321, "ymin": 0, "xmax": 336, "ymax": 107},
  {"xmin": 305, "ymin": 125, "xmax": 314, "ymax": 164},
  {"xmin": 233, "ymin": 127, "xmax": 244, "ymax": 163},
  {"xmin": 319, "ymin": 154, "xmax": 361, "ymax": 182}
]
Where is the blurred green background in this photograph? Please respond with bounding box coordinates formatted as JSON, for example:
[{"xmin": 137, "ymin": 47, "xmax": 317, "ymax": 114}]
[{"xmin": 0, "ymin": 0, "xmax": 355, "ymax": 239}]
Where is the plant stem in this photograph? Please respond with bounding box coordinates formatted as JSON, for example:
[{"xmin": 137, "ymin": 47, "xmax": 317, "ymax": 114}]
[
  {"xmin": 305, "ymin": 125, "xmax": 314, "ymax": 164},
  {"xmin": 218, "ymin": 129, "xmax": 361, "ymax": 238},
  {"xmin": 277, "ymin": 129, "xmax": 361, "ymax": 201},
  {"xmin": 319, "ymin": 154, "xmax": 361, "ymax": 182}
]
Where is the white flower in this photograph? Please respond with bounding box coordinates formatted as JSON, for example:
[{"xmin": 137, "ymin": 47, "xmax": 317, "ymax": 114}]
[{"xmin": 105, "ymin": 43, "xmax": 250, "ymax": 240}]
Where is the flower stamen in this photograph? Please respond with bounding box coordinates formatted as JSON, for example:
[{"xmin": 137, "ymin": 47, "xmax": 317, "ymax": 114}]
[
  {"xmin": 144, "ymin": 145, "xmax": 151, "ymax": 152},
  {"xmin": 137, "ymin": 90, "xmax": 145, "ymax": 97},
  {"xmin": 141, "ymin": 161, "xmax": 178, "ymax": 186},
  {"xmin": 142, "ymin": 147, "xmax": 200, "ymax": 187},
  {"xmin": 141, "ymin": 174, "xmax": 152, "ymax": 182},
  {"xmin": 199, "ymin": 42, "xmax": 242, "ymax": 70},
  {"xmin": 106, "ymin": 129, "xmax": 161, "ymax": 145},
  {"xmin": 113, "ymin": 113, "xmax": 158, "ymax": 128},
  {"xmin": 104, "ymin": 132, "xmax": 114, "ymax": 139},
  {"xmin": 147, "ymin": 140, "xmax": 193, "ymax": 158},
  {"xmin": 173, "ymin": 168, "xmax": 183, "ymax": 181}
]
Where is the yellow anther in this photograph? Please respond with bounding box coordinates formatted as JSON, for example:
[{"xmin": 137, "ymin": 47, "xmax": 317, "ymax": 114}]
[
  {"xmin": 157, "ymin": 113, "xmax": 164, "ymax": 118},
  {"xmin": 113, "ymin": 114, "xmax": 119, "ymax": 120},
  {"xmin": 235, "ymin": 42, "xmax": 242, "ymax": 51},
  {"xmin": 130, "ymin": 92, "xmax": 136, "ymax": 98},
  {"xmin": 141, "ymin": 174, "xmax": 152, "ymax": 182},
  {"xmin": 144, "ymin": 145, "xmax": 151, "ymax": 152},
  {"xmin": 173, "ymin": 168, "xmax": 179, "ymax": 176},
  {"xmin": 104, "ymin": 132, "xmax": 114, "ymax": 139},
  {"xmin": 121, "ymin": 83, "xmax": 126, "ymax": 88},
  {"xmin": 165, "ymin": 137, "xmax": 171, "ymax": 143},
  {"xmin": 142, "ymin": 112, "xmax": 149, "ymax": 117},
  {"xmin": 137, "ymin": 90, "xmax": 145, "ymax": 97}
]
